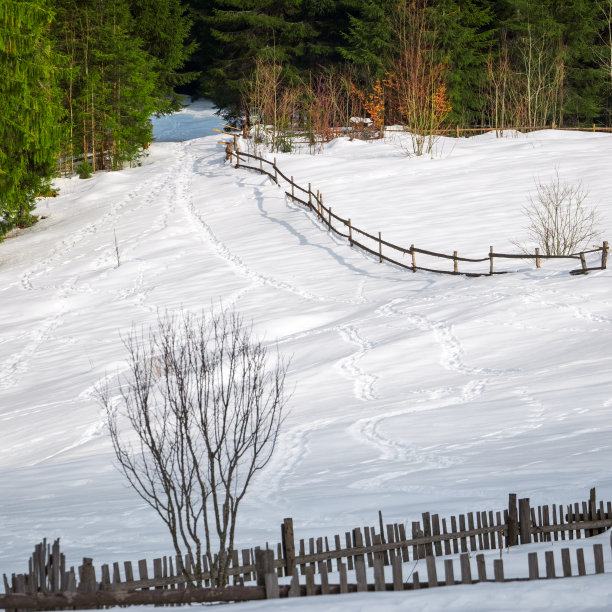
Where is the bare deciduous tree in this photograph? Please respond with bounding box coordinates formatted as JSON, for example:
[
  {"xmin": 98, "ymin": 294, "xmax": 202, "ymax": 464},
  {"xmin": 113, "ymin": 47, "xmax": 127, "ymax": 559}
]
[
  {"xmin": 516, "ymin": 170, "xmax": 602, "ymax": 256},
  {"xmin": 98, "ymin": 308, "xmax": 289, "ymax": 587}
]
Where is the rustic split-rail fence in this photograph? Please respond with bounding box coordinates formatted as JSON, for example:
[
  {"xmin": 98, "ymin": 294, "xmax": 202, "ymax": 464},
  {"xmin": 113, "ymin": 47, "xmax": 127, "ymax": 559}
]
[
  {"xmin": 3, "ymin": 488, "xmax": 611, "ymax": 609},
  {"xmin": 219, "ymin": 135, "xmax": 609, "ymax": 278}
]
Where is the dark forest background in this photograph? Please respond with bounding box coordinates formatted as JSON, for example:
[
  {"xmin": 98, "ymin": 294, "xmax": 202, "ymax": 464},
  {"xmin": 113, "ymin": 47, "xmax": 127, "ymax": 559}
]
[{"xmin": 2, "ymin": 0, "xmax": 611, "ymax": 236}]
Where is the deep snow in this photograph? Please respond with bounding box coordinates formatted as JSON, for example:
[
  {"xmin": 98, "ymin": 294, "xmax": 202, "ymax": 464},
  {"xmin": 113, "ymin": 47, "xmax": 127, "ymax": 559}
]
[{"xmin": 1, "ymin": 100, "xmax": 611, "ymax": 609}]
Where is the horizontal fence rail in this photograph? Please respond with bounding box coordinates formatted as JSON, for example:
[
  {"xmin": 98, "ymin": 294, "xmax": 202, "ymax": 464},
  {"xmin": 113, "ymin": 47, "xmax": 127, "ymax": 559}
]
[
  {"xmin": 3, "ymin": 488, "xmax": 611, "ymax": 609},
  {"xmin": 224, "ymin": 145, "xmax": 609, "ymax": 278}
]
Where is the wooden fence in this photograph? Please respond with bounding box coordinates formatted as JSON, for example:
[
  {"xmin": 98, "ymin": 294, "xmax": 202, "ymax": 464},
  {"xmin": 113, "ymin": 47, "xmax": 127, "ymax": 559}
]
[
  {"xmin": 3, "ymin": 488, "xmax": 611, "ymax": 609},
  {"xmin": 225, "ymin": 145, "xmax": 609, "ymax": 278}
]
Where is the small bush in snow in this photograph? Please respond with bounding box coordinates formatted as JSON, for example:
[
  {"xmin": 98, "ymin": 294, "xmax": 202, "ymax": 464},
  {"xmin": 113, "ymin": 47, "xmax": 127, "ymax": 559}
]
[{"xmin": 517, "ymin": 170, "xmax": 601, "ymax": 256}]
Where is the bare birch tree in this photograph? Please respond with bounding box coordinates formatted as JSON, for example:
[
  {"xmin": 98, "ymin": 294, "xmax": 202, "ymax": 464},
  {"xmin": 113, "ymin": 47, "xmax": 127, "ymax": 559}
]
[{"xmin": 98, "ymin": 308, "xmax": 289, "ymax": 587}]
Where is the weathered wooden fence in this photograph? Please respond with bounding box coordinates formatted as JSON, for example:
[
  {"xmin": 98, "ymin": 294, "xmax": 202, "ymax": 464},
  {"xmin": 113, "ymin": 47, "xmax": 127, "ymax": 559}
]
[
  {"xmin": 223, "ymin": 144, "xmax": 609, "ymax": 278},
  {"xmin": 3, "ymin": 488, "xmax": 611, "ymax": 609}
]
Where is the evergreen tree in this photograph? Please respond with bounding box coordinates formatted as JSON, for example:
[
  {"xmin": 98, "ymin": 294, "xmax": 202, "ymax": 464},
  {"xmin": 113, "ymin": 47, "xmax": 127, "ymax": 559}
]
[
  {"xmin": 428, "ymin": 0, "xmax": 494, "ymax": 125},
  {"xmin": 130, "ymin": 0, "xmax": 197, "ymax": 114},
  {"xmin": 51, "ymin": 0, "xmax": 157, "ymax": 170},
  {"xmin": 0, "ymin": 0, "xmax": 63, "ymax": 237}
]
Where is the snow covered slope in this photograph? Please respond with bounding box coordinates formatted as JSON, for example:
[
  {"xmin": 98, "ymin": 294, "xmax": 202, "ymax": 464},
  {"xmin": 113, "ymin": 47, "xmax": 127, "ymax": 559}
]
[{"xmin": 1, "ymin": 100, "xmax": 611, "ymax": 609}]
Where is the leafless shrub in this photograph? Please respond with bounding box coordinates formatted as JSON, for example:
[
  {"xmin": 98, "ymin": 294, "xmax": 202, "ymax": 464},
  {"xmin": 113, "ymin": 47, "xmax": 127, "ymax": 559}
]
[
  {"xmin": 98, "ymin": 308, "xmax": 289, "ymax": 587},
  {"xmin": 516, "ymin": 170, "xmax": 601, "ymax": 255}
]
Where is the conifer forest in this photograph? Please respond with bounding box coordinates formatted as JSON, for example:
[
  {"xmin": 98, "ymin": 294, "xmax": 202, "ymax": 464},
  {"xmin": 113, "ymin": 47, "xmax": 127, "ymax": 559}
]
[{"xmin": 2, "ymin": 0, "xmax": 612, "ymax": 237}]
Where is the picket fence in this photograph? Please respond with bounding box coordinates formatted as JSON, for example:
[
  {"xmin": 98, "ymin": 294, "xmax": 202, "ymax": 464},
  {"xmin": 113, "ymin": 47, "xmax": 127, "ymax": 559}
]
[
  {"xmin": 3, "ymin": 488, "xmax": 611, "ymax": 609},
  {"xmin": 221, "ymin": 141, "xmax": 609, "ymax": 278}
]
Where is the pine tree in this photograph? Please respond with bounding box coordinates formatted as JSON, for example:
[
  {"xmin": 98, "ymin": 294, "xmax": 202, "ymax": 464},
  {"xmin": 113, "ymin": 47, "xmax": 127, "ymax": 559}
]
[
  {"xmin": 0, "ymin": 0, "xmax": 63, "ymax": 237},
  {"xmin": 130, "ymin": 0, "xmax": 197, "ymax": 114}
]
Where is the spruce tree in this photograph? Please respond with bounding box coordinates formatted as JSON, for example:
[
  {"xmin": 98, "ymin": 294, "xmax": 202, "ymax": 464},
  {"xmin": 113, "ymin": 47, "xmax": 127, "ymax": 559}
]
[
  {"xmin": 130, "ymin": 0, "xmax": 197, "ymax": 114},
  {"xmin": 0, "ymin": 0, "xmax": 63, "ymax": 237}
]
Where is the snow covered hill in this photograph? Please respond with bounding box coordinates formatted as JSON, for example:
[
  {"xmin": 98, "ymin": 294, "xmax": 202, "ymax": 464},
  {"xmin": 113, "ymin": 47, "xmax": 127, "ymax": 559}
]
[{"xmin": 1, "ymin": 100, "xmax": 611, "ymax": 610}]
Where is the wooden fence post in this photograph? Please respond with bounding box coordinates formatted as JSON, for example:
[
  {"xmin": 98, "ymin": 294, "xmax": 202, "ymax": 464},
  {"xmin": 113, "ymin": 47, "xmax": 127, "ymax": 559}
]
[
  {"xmin": 274, "ymin": 158, "xmax": 278, "ymax": 184},
  {"xmin": 493, "ymin": 559, "xmax": 504, "ymax": 582},
  {"xmin": 489, "ymin": 246, "xmax": 494, "ymax": 275},
  {"xmin": 281, "ymin": 518, "xmax": 296, "ymax": 577},
  {"xmin": 528, "ymin": 552, "xmax": 539, "ymax": 579},
  {"xmin": 379, "ymin": 232, "xmax": 383, "ymax": 263},
  {"xmin": 425, "ymin": 556, "xmax": 438, "ymax": 587},
  {"xmin": 535, "ymin": 248, "xmax": 541, "ymax": 268},
  {"xmin": 580, "ymin": 252, "xmax": 588, "ymax": 273},
  {"xmin": 308, "ymin": 183, "xmax": 312, "ymax": 208},
  {"xmin": 291, "ymin": 176, "xmax": 294, "ymax": 198},
  {"xmin": 233, "ymin": 134, "xmax": 237, "ymax": 151},
  {"xmin": 329, "ymin": 207, "xmax": 332, "ymax": 229},
  {"xmin": 78, "ymin": 558, "xmax": 96, "ymax": 593},
  {"xmin": 453, "ymin": 251, "xmax": 459, "ymax": 274},
  {"xmin": 519, "ymin": 498, "xmax": 532, "ymax": 544},
  {"xmin": 236, "ymin": 149, "xmax": 240, "ymax": 168},
  {"xmin": 507, "ymin": 493, "xmax": 519, "ymax": 547},
  {"xmin": 348, "ymin": 219, "xmax": 353, "ymax": 246},
  {"xmin": 255, "ymin": 549, "xmax": 274, "ymax": 587},
  {"xmin": 410, "ymin": 245, "xmax": 416, "ymax": 272},
  {"xmin": 602, "ymin": 241, "xmax": 608, "ymax": 269}
]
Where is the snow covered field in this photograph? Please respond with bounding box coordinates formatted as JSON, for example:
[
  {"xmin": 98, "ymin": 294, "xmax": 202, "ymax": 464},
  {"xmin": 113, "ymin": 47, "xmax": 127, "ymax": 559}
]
[{"xmin": 1, "ymin": 100, "xmax": 611, "ymax": 610}]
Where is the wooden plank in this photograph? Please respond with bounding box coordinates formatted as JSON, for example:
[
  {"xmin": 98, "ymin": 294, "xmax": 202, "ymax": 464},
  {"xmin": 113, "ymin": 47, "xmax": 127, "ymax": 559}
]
[
  {"xmin": 593, "ymin": 544, "xmax": 605, "ymax": 574},
  {"xmin": 392, "ymin": 554, "xmax": 403, "ymax": 590},
  {"xmin": 467, "ymin": 513, "xmax": 477, "ymax": 551},
  {"xmin": 386, "ymin": 524, "xmax": 396, "ymax": 563},
  {"xmin": 318, "ymin": 562, "xmax": 329, "ymax": 595},
  {"xmin": 567, "ymin": 505, "xmax": 574, "ymax": 540},
  {"xmin": 519, "ymin": 498, "xmax": 532, "ymax": 544},
  {"xmin": 304, "ymin": 567, "xmax": 315, "ymax": 596},
  {"xmin": 373, "ymin": 555, "xmax": 385, "ymax": 591},
  {"xmin": 496, "ymin": 511, "xmax": 503, "ymax": 550},
  {"xmin": 451, "ymin": 516, "xmax": 459, "ymax": 554},
  {"xmin": 545, "ymin": 551, "xmax": 555, "ymax": 578},
  {"xmin": 334, "ymin": 535, "xmax": 342, "ymax": 571},
  {"xmin": 543, "ymin": 506, "xmax": 551, "ymax": 542},
  {"xmin": 339, "ymin": 563, "xmax": 348, "ymax": 594},
  {"xmin": 460, "ymin": 553, "xmax": 471, "ymax": 584},
  {"xmin": 153, "ymin": 559, "xmax": 162, "ymax": 591},
  {"xmin": 325, "ymin": 537, "xmax": 333, "ymax": 572},
  {"xmin": 444, "ymin": 559, "xmax": 454, "ymax": 586},
  {"xmin": 353, "ymin": 528, "xmax": 367, "ymax": 590},
  {"xmin": 459, "ymin": 515, "xmax": 468, "ymax": 553},
  {"xmin": 255, "ymin": 550, "xmax": 274, "ymax": 587},
  {"xmin": 561, "ymin": 548, "xmax": 572, "ymax": 577},
  {"xmin": 551, "ymin": 505, "xmax": 558, "ymax": 541},
  {"xmin": 309, "ymin": 538, "xmax": 315, "ymax": 569},
  {"xmin": 354, "ymin": 555, "xmax": 367, "ymax": 592},
  {"xmin": 242, "ymin": 550, "xmax": 251, "ymax": 582},
  {"xmin": 588, "ymin": 488, "xmax": 597, "ymax": 537},
  {"xmin": 345, "ymin": 533, "xmax": 354, "ymax": 570},
  {"xmin": 432, "ymin": 515, "xmax": 443, "ymax": 556},
  {"xmin": 412, "ymin": 522, "xmax": 423, "ymax": 559},
  {"xmin": 412, "ymin": 571, "xmax": 420, "ymax": 589},
  {"xmin": 100, "ymin": 564, "xmax": 110, "ymax": 590},
  {"xmin": 575, "ymin": 503, "xmax": 583, "ymax": 538},
  {"xmin": 124, "ymin": 561, "xmax": 134, "ymax": 583},
  {"xmin": 441, "ymin": 519, "xmax": 451, "ymax": 555},
  {"xmin": 558, "ymin": 504, "xmax": 565, "ymax": 541},
  {"xmin": 288, "ymin": 568, "xmax": 300, "ymax": 598},
  {"xmin": 528, "ymin": 553, "xmax": 539, "ymax": 580},
  {"xmin": 364, "ymin": 528, "xmax": 373, "ymax": 567},
  {"xmin": 398, "ymin": 524, "xmax": 409, "ymax": 562},
  {"xmin": 531, "ymin": 508, "xmax": 539, "ymax": 542},
  {"xmin": 493, "ymin": 559, "xmax": 504, "ymax": 582},
  {"xmin": 426, "ymin": 556, "xmax": 438, "ymax": 588},
  {"xmin": 577, "ymin": 548, "xmax": 586, "ymax": 576},
  {"xmin": 476, "ymin": 554, "xmax": 486, "ymax": 582},
  {"xmin": 476, "ymin": 513, "xmax": 484, "ymax": 550},
  {"xmin": 281, "ymin": 518, "xmax": 296, "ymax": 577},
  {"xmin": 422, "ymin": 513, "xmax": 434, "ymax": 557},
  {"xmin": 264, "ymin": 572, "xmax": 279, "ymax": 599}
]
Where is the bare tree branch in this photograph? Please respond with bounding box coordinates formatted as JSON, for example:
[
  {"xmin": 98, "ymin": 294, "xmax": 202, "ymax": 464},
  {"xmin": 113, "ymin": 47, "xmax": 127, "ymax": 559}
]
[{"xmin": 98, "ymin": 308, "xmax": 289, "ymax": 587}]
